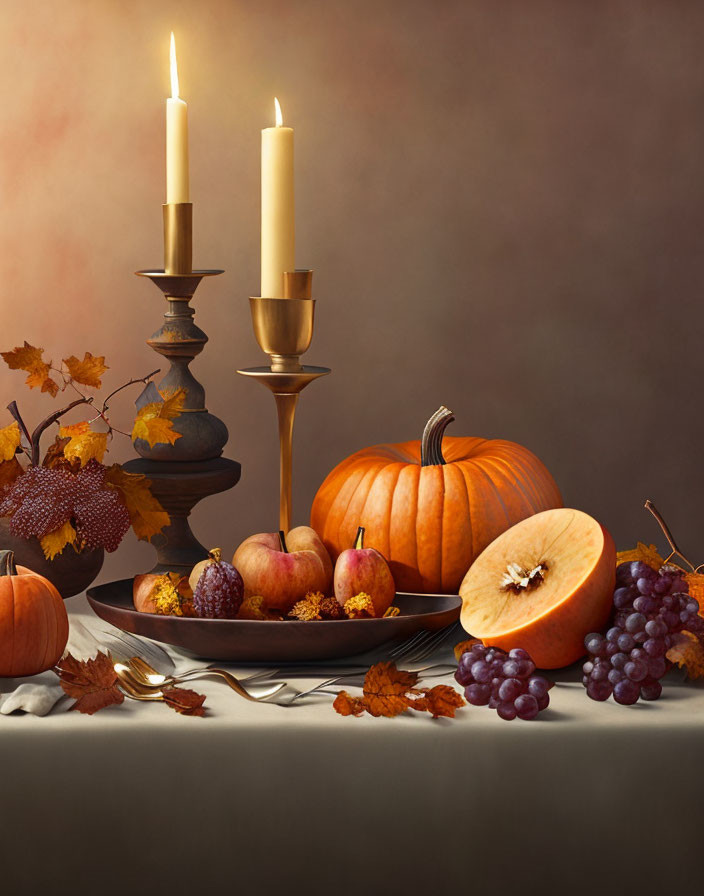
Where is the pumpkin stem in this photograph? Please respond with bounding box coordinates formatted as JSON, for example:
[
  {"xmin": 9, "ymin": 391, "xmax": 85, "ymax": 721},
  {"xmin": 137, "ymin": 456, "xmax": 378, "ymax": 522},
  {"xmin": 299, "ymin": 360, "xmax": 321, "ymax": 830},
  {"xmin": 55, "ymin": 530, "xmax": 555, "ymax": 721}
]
[
  {"xmin": 278, "ymin": 530, "xmax": 289, "ymax": 553},
  {"xmin": 354, "ymin": 526, "xmax": 365, "ymax": 550},
  {"xmin": 420, "ymin": 406, "xmax": 455, "ymax": 467},
  {"xmin": 0, "ymin": 550, "xmax": 17, "ymax": 577}
]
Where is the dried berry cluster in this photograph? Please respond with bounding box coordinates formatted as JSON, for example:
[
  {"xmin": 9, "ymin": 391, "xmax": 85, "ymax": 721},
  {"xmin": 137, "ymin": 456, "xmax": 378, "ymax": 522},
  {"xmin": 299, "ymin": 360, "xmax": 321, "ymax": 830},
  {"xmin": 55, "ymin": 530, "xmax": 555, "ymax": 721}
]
[{"xmin": 0, "ymin": 460, "xmax": 130, "ymax": 552}]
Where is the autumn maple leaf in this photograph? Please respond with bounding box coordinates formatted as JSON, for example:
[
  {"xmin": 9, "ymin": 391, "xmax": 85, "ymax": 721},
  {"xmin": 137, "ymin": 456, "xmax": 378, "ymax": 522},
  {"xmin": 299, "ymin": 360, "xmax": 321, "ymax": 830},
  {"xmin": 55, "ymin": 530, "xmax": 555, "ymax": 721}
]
[
  {"xmin": 616, "ymin": 543, "xmax": 666, "ymax": 570},
  {"xmin": 59, "ymin": 421, "xmax": 108, "ymax": 467},
  {"xmin": 409, "ymin": 684, "xmax": 466, "ymax": 718},
  {"xmin": 1, "ymin": 342, "xmax": 58, "ymax": 396},
  {"xmin": 0, "ymin": 457, "xmax": 23, "ymax": 491},
  {"xmin": 361, "ymin": 662, "xmax": 420, "ymax": 717},
  {"xmin": 162, "ymin": 686, "xmax": 206, "ymax": 716},
  {"xmin": 333, "ymin": 691, "xmax": 367, "ymax": 716},
  {"xmin": 55, "ymin": 651, "xmax": 124, "ymax": 714},
  {"xmin": 62, "ymin": 352, "xmax": 108, "ymax": 389},
  {"xmin": 667, "ymin": 631, "xmax": 704, "ymax": 679},
  {"xmin": 104, "ymin": 465, "xmax": 170, "ymax": 541},
  {"xmin": 0, "ymin": 422, "xmax": 21, "ymax": 462},
  {"xmin": 131, "ymin": 388, "xmax": 185, "ymax": 449},
  {"xmin": 40, "ymin": 520, "xmax": 77, "ymax": 561}
]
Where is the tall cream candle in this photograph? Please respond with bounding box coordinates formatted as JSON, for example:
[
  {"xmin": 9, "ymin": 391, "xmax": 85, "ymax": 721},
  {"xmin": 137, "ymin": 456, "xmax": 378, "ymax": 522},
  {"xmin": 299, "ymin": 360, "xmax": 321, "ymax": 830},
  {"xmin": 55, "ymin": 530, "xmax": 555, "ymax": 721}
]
[
  {"xmin": 166, "ymin": 32, "xmax": 189, "ymax": 204},
  {"xmin": 261, "ymin": 97, "xmax": 294, "ymax": 298}
]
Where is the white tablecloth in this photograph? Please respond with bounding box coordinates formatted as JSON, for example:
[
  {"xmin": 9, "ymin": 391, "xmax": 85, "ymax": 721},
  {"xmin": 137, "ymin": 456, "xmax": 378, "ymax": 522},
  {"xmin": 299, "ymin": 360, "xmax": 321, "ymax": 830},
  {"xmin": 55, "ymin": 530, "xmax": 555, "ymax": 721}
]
[{"xmin": 1, "ymin": 594, "xmax": 702, "ymax": 896}]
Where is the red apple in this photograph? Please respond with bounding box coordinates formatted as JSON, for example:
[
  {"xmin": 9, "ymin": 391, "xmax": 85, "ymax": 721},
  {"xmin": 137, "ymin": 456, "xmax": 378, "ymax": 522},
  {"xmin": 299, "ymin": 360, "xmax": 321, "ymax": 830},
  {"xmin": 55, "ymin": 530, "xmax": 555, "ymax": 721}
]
[
  {"xmin": 334, "ymin": 527, "xmax": 396, "ymax": 617},
  {"xmin": 232, "ymin": 526, "xmax": 333, "ymax": 613}
]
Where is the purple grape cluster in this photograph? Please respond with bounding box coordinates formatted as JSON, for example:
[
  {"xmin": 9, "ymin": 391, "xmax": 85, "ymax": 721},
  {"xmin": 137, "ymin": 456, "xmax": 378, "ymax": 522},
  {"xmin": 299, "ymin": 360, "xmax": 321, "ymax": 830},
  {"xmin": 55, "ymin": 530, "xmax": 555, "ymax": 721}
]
[
  {"xmin": 455, "ymin": 643, "xmax": 554, "ymax": 720},
  {"xmin": 583, "ymin": 560, "xmax": 704, "ymax": 705}
]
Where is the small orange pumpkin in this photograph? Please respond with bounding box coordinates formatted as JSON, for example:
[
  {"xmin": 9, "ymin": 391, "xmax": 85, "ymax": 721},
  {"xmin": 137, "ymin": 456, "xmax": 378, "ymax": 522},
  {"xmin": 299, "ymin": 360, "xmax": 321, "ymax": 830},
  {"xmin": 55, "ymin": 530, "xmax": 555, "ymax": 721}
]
[
  {"xmin": 311, "ymin": 407, "xmax": 563, "ymax": 594},
  {"xmin": 0, "ymin": 550, "xmax": 69, "ymax": 677}
]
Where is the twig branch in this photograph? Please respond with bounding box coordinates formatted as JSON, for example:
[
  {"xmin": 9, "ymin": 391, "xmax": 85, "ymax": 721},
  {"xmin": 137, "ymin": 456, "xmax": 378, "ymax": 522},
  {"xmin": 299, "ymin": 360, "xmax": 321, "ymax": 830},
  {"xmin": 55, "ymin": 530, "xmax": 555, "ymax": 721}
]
[
  {"xmin": 644, "ymin": 499, "xmax": 696, "ymax": 571},
  {"xmin": 101, "ymin": 368, "xmax": 160, "ymax": 412},
  {"xmin": 7, "ymin": 401, "xmax": 31, "ymax": 448},
  {"xmin": 29, "ymin": 397, "xmax": 92, "ymax": 466}
]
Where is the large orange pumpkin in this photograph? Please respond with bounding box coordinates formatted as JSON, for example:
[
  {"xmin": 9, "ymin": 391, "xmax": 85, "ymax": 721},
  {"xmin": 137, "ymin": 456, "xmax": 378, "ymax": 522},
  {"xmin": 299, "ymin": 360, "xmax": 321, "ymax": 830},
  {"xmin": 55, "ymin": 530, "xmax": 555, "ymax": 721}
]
[
  {"xmin": 0, "ymin": 550, "xmax": 69, "ymax": 677},
  {"xmin": 311, "ymin": 407, "xmax": 563, "ymax": 594}
]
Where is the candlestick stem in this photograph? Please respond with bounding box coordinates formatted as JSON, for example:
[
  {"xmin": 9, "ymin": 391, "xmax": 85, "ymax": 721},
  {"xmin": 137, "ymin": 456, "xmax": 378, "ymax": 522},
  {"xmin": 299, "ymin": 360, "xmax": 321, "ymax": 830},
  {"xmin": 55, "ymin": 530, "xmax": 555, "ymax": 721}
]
[{"xmin": 275, "ymin": 392, "xmax": 299, "ymax": 533}]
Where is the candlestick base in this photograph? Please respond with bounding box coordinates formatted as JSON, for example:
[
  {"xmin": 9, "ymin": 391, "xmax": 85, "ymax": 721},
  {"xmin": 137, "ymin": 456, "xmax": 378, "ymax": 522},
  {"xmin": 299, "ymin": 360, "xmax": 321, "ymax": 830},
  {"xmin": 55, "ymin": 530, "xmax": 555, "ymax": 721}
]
[
  {"xmin": 123, "ymin": 456, "xmax": 241, "ymax": 573},
  {"xmin": 237, "ymin": 365, "xmax": 330, "ymax": 533}
]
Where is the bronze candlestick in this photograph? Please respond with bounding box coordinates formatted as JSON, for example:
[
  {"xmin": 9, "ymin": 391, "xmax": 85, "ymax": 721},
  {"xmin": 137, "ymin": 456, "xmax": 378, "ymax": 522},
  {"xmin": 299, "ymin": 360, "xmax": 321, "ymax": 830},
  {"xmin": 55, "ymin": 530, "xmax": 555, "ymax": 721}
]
[
  {"xmin": 238, "ymin": 271, "xmax": 330, "ymax": 533},
  {"xmin": 124, "ymin": 202, "xmax": 240, "ymax": 572}
]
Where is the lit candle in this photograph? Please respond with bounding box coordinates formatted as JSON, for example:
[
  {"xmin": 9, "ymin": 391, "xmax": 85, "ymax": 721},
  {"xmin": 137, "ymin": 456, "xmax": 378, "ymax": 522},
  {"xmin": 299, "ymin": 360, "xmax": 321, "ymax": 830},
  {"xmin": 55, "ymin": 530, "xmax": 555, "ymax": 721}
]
[
  {"xmin": 166, "ymin": 33, "xmax": 189, "ymax": 204},
  {"xmin": 261, "ymin": 97, "xmax": 294, "ymax": 298}
]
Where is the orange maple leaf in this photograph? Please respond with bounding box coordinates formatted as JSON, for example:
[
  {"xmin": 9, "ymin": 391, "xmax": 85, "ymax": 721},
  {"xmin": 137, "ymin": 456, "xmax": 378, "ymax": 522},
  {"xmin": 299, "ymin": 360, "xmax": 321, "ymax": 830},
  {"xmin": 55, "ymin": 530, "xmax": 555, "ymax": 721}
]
[
  {"xmin": 1, "ymin": 342, "xmax": 59, "ymax": 397},
  {"xmin": 131, "ymin": 388, "xmax": 185, "ymax": 449},
  {"xmin": 667, "ymin": 631, "xmax": 704, "ymax": 679},
  {"xmin": 362, "ymin": 662, "xmax": 419, "ymax": 717},
  {"xmin": 63, "ymin": 352, "xmax": 108, "ymax": 389},
  {"xmin": 104, "ymin": 464, "xmax": 169, "ymax": 541},
  {"xmin": 454, "ymin": 638, "xmax": 482, "ymax": 662},
  {"xmin": 409, "ymin": 684, "xmax": 466, "ymax": 718},
  {"xmin": 0, "ymin": 457, "xmax": 23, "ymax": 491},
  {"xmin": 59, "ymin": 421, "xmax": 108, "ymax": 467},
  {"xmin": 616, "ymin": 543, "xmax": 666, "ymax": 570},
  {"xmin": 333, "ymin": 691, "xmax": 366, "ymax": 716},
  {"xmin": 55, "ymin": 651, "xmax": 124, "ymax": 714}
]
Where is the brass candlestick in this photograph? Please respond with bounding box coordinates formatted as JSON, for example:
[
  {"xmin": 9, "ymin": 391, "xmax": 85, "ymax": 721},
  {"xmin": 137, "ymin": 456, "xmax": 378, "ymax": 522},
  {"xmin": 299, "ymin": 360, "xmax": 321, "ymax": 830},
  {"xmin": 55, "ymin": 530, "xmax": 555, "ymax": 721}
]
[
  {"xmin": 238, "ymin": 270, "xmax": 330, "ymax": 533},
  {"xmin": 123, "ymin": 202, "xmax": 241, "ymax": 572}
]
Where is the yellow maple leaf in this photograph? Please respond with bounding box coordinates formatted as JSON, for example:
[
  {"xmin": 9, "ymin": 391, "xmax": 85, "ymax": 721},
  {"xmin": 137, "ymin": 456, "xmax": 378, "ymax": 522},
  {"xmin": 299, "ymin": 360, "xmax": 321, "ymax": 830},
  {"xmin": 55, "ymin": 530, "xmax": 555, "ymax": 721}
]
[
  {"xmin": 1, "ymin": 342, "xmax": 59, "ymax": 397},
  {"xmin": 616, "ymin": 543, "xmax": 666, "ymax": 570},
  {"xmin": 131, "ymin": 388, "xmax": 185, "ymax": 449},
  {"xmin": 666, "ymin": 631, "xmax": 704, "ymax": 679},
  {"xmin": 59, "ymin": 421, "xmax": 108, "ymax": 467},
  {"xmin": 40, "ymin": 521, "xmax": 77, "ymax": 560},
  {"xmin": 63, "ymin": 352, "xmax": 108, "ymax": 389},
  {"xmin": 104, "ymin": 465, "xmax": 170, "ymax": 541},
  {"xmin": 0, "ymin": 422, "xmax": 20, "ymax": 462}
]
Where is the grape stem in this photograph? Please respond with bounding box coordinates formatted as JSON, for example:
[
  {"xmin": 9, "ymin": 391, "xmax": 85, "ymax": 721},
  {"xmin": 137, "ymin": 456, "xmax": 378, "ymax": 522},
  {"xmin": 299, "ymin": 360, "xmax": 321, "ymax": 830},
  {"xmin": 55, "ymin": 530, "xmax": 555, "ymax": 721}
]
[{"xmin": 644, "ymin": 499, "xmax": 696, "ymax": 572}]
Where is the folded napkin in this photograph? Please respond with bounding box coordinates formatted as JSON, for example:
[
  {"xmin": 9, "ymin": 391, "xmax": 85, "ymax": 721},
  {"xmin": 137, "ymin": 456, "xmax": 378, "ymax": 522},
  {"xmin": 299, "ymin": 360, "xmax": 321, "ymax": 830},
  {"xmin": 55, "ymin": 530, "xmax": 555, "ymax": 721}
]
[{"xmin": 0, "ymin": 618, "xmax": 112, "ymax": 716}]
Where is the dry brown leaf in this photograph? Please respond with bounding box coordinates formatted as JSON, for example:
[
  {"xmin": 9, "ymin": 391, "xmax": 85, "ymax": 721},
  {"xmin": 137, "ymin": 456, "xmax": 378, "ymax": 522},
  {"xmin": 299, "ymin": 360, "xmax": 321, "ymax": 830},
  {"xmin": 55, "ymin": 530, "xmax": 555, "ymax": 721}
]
[
  {"xmin": 1, "ymin": 342, "xmax": 59, "ymax": 396},
  {"xmin": 616, "ymin": 543, "xmax": 666, "ymax": 570},
  {"xmin": 104, "ymin": 465, "xmax": 170, "ymax": 541},
  {"xmin": 0, "ymin": 457, "xmax": 23, "ymax": 491},
  {"xmin": 62, "ymin": 352, "xmax": 108, "ymax": 389},
  {"xmin": 131, "ymin": 388, "xmax": 185, "ymax": 449},
  {"xmin": 42, "ymin": 435, "xmax": 79, "ymax": 472},
  {"xmin": 409, "ymin": 684, "xmax": 466, "ymax": 718},
  {"xmin": 59, "ymin": 421, "xmax": 108, "ymax": 467},
  {"xmin": 667, "ymin": 631, "xmax": 704, "ymax": 679},
  {"xmin": 362, "ymin": 662, "xmax": 419, "ymax": 717},
  {"xmin": 56, "ymin": 651, "xmax": 124, "ymax": 714},
  {"xmin": 40, "ymin": 521, "xmax": 77, "ymax": 560},
  {"xmin": 333, "ymin": 661, "xmax": 465, "ymax": 720},
  {"xmin": 333, "ymin": 691, "xmax": 366, "ymax": 716},
  {"xmin": 0, "ymin": 422, "xmax": 21, "ymax": 462},
  {"xmin": 161, "ymin": 686, "xmax": 206, "ymax": 716}
]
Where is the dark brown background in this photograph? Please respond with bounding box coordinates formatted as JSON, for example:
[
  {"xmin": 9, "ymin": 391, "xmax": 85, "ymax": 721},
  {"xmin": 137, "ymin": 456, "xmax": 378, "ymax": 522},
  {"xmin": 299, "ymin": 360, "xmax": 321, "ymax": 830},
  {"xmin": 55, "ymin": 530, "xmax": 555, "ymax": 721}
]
[{"xmin": 1, "ymin": 0, "xmax": 702, "ymax": 584}]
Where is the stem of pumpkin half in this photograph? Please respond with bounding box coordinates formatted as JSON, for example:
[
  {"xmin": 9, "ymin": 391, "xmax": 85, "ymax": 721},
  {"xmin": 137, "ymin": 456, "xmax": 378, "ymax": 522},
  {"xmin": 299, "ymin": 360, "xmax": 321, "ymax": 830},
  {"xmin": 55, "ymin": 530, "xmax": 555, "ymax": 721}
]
[
  {"xmin": 420, "ymin": 406, "xmax": 455, "ymax": 467},
  {"xmin": 278, "ymin": 531, "xmax": 289, "ymax": 553},
  {"xmin": 0, "ymin": 550, "xmax": 17, "ymax": 577},
  {"xmin": 354, "ymin": 526, "xmax": 365, "ymax": 549}
]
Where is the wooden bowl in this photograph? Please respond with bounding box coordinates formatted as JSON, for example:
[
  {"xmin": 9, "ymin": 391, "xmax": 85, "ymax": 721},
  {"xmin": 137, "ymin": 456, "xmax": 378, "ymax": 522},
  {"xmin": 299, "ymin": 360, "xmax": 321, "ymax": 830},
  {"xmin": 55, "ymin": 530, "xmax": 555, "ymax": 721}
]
[{"xmin": 87, "ymin": 578, "xmax": 461, "ymax": 662}]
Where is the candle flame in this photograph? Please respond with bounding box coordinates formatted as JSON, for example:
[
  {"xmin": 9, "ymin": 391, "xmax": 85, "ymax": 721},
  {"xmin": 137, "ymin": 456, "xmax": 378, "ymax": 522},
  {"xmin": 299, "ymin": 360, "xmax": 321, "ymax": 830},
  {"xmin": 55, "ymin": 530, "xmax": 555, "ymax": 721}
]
[
  {"xmin": 170, "ymin": 32, "xmax": 180, "ymax": 98},
  {"xmin": 274, "ymin": 96, "xmax": 283, "ymax": 127}
]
